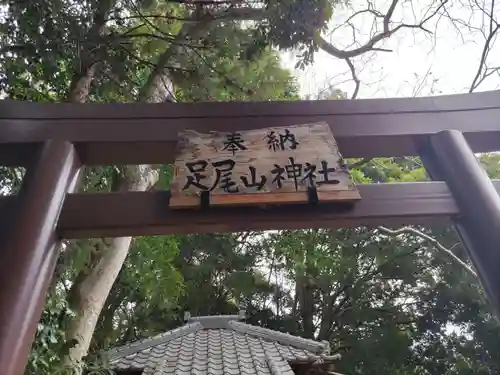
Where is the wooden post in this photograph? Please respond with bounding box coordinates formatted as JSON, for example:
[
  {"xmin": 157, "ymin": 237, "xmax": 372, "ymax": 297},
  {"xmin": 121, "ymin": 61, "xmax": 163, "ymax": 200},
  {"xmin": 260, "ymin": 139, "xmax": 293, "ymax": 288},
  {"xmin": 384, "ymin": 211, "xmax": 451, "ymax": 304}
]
[
  {"xmin": 0, "ymin": 140, "xmax": 81, "ymax": 375},
  {"xmin": 420, "ymin": 130, "xmax": 500, "ymax": 312}
]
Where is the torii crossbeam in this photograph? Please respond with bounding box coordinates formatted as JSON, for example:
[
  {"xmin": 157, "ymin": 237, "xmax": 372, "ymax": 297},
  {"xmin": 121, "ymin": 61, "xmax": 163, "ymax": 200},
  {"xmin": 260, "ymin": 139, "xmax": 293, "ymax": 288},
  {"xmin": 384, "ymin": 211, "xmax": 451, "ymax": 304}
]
[{"xmin": 1, "ymin": 90, "xmax": 500, "ymax": 375}]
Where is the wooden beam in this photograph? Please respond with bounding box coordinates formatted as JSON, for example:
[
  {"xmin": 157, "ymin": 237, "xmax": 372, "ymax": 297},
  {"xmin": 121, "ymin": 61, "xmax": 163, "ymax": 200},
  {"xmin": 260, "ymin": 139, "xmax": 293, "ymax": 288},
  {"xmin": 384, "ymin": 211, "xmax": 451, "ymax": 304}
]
[
  {"xmin": 2, "ymin": 90, "xmax": 500, "ymax": 119},
  {"xmin": 1, "ymin": 91, "xmax": 500, "ymax": 165},
  {"xmin": 17, "ymin": 180, "xmax": 493, "ymax": 238}
]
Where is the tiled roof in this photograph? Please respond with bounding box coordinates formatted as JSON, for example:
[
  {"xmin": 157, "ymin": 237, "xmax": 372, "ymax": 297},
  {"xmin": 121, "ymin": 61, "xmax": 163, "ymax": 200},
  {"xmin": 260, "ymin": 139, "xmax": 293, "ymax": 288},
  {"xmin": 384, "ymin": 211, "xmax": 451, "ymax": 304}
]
[{"xmin": 107, "ymin": 315, "xmax": 339, "ymax": 375}]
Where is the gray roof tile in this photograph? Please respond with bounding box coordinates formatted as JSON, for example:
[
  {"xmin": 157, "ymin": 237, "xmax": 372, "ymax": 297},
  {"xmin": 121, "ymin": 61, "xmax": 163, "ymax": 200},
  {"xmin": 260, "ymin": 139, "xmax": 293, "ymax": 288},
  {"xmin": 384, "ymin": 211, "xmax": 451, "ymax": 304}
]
[{"xmin": 108, "ymin": 315, "xmax": 337, "ymax": 375}]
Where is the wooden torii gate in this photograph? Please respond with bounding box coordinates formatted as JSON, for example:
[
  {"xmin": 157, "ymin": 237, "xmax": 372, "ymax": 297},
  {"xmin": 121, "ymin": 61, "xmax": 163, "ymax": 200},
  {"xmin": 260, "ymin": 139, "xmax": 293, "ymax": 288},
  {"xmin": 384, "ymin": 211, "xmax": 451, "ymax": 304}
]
[{"xmin": 1, "ymin": 90, "xmax": 500, "ymax": 375}]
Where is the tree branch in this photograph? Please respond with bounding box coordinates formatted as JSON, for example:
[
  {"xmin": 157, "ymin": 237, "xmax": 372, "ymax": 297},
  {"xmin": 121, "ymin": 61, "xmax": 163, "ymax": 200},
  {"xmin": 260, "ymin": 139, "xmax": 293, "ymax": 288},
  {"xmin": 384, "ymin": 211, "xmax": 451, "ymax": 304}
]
[
  {"xmin": 377, "ymin": 226, "xmax": 478, "ymax": 279},
  {"xmin": 469, "ymin": 0, "xmax": 499, "ymax": 92},
  {"xmin": 344, "ymin": 57, "xmax": 360, "ymax": 99},
  {"xmin": 137, "ymin": 6, "xmax": 266, "ymax": 102},
  {"xmin": 318, "ymin": 0, "xmax": 448, "ymax": 59},
  {"xmin": 66, "ymin": 0, "xmax": 116, "ymax": 103}
]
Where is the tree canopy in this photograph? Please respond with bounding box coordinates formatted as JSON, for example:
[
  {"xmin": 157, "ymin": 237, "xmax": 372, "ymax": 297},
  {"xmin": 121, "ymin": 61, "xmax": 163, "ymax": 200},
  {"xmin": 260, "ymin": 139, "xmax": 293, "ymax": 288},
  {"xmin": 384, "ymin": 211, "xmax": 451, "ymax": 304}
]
[{"xmin": 0, "ymin": 1, "xmax": 499, "ymax": 375}]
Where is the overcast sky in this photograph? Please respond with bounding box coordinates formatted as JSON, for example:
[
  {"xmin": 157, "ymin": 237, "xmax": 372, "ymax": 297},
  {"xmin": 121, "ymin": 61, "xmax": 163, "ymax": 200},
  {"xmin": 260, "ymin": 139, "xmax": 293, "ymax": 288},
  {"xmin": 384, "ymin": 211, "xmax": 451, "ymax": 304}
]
[{"xmin": 281, "ymin": 0, "xmax": 500, "ymax": 99}]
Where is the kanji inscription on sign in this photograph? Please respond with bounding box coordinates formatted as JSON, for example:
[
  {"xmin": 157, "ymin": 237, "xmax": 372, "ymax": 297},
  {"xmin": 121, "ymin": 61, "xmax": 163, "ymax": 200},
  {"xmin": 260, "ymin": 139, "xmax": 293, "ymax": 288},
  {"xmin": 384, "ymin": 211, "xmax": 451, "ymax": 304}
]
[{"xmin": 169, "ymin": 122, "xmax": 361, "ymax": 209}]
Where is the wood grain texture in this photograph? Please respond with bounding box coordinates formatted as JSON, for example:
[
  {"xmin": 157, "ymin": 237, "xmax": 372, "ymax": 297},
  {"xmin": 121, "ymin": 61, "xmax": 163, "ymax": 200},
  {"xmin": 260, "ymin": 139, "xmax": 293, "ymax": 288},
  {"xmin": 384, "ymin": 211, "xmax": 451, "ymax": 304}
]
[
  {"xmin": 1, "ymin": 91, "xmax": 499, "ymax": 119},
  {"xmin": 11, "ymin": 180, "xmax": 490, "ymax": 238},
  {"xmin": 0, "ymin": 181, "xmax": 483, "ymax": 238},
  {"xmin": 169, "ymin": 122, "xmax": 361, "ymax": 208},
  {"xmin": 2, "ymin": 91, "xmax": 500, "ymax": 166}
]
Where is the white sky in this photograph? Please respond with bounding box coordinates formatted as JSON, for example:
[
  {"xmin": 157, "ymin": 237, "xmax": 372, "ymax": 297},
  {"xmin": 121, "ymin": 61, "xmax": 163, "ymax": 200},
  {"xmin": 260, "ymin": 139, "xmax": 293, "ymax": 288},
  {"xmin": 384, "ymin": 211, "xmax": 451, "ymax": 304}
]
[{"xmin": 280, "ymin": 0, "xmax": 500, "ymax": 99}]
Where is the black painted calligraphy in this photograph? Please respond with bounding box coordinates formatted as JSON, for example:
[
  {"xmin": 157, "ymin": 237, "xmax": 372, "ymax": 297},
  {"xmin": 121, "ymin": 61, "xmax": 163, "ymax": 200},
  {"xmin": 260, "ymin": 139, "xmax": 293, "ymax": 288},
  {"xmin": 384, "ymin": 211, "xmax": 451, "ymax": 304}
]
[
  {"xmin": 182, "ymin": 157, "xmax": 341, "ymax": 195},
  {"xmin": 301, "ymin": 162, "xmax": 317, "ymax": 187},
  {"xmin": 284, "ymin": 157, "xmax": 302, "ymax": 190},
  {"xmin": 265, "ymin": 129, "xmax": 300, "ymax": 151},
  {"xmin": 266, "ymin": 131, "xmax": 281, "ymax": 152},
  {"xmin": 271, "ymin": 157, "xmax": 304, "ymax": 191},
  {"xmin": 183, "ymin": 160, "xmax": 210, "ymax": 191},
  {"xmin": 222, "ymin": 132, "xmax": 247, "ymax": 155},
  {"xmin": 211, "ymin": 159, "xmax": 239, "ymax": 193},
  {"xmin": 270, "ymin": 164, "xmax": 286, "ymax": 188},
  {"xmin": 241, "ymin": 166, "xmax": 267, "ymax": 191},
  {"xmin": 279, "ymin": 129, "xmax": 299, "ymax": 150},
  {"xmin": 317, "ymin": 160, "xmax": 340, "ymax": 185}
]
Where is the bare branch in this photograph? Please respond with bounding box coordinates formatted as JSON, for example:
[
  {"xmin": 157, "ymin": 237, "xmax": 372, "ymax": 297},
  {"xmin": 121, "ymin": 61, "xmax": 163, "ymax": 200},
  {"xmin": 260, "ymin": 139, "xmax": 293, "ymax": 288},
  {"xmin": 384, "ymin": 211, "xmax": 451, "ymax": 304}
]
[
  {"xmin": 469, "ymin": 0, "xmax": 500, "ymax": 92},
  {"xmin": 344, "ymin": 58, "xmax": 360, "ymax": 99},
  {"xmin": 317, "ymin": 26, "xmax": 399, "ymax": 59},
  {"xmin": 377, "ymin": 226, "xmax": 478, "ymax": 279},
  {"xmin": 318, "ymin": 0, "xmax": 448, "ymax": 59}
]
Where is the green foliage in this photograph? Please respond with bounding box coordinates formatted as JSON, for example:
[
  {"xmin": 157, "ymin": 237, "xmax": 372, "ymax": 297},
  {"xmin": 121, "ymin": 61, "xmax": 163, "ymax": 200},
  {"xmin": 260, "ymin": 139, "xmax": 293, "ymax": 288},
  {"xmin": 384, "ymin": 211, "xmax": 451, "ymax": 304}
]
[
  {"xmin": 479, "ymin": 153, "xmax": 500, "ymax": 178},
  {"xmin": 0, "ymin": 167, "xmax": 24, "ymax": 194},
  {"xmin": 26, "ymin": 290, "xmax": 71, "ymax": 374},
  {"xmin": 0, "ymin": 1, "xmax": 304, "ymax": 374},
  {"xmin": 175, "ymin": 24, "xmax": 300, "ymax": 102},
  {"xmin": 92, "ymin": 235, "xmax": 184, "ymax": 347},
  {"xmin": 2, "ymin": 1, "xmax": 500, "ymax": 374},
  {"xmin": 0, "ymin": 1, "xmax": 79, "ymax": 100},
  {"xmin": 25, "ymin": 287, "xmax": 112, "ymax": 374},
  {"xmin": 263, "ymin": 0, "xmax": 338, "ymax": 67},
  {"xmin": 267, "ymin": 0, "xmax": 332, "ymax": 48}
]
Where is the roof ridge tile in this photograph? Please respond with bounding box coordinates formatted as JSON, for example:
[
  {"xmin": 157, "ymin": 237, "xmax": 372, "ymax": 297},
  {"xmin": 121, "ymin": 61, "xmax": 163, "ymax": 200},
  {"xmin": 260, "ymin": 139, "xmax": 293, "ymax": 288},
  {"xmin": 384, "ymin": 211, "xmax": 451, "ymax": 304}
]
[
  {"xmin": 107, "ymin": 321, "xmax": 203, "ymax": 361},
  {"xmin": 228, "ymin": 321, "xmax": 329, "ymax": 355}
]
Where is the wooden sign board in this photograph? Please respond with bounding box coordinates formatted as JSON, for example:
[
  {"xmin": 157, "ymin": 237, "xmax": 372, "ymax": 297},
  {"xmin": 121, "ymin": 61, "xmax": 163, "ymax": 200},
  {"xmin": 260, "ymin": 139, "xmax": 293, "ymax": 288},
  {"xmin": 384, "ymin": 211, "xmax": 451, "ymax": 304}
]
[{"xmin": 169, "ymin": 122, "xmax": 361, "ymax": 209}]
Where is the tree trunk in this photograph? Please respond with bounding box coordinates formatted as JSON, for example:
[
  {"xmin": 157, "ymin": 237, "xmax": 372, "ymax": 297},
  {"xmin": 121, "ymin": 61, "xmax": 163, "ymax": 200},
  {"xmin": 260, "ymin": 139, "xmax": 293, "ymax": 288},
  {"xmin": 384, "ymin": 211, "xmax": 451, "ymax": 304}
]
[
  {"xmin": 296, "ymin": 272, "xmax": 315, "ymax": 339},
  {"xmin": 62, "ymin": 23, "xmax": 181, "ymax": 373},
  {"xmin": 317, "ymin": 284, "xmax": 348, "ymax": 341},
  {"xmin": 301, "ymin": 277, "xmax": 315, "ymax": 339},
  {"xmin": 67, "ymin": 0, "xmax": 115, "ymax": 103},
  {"xmin": 92, "ymin": 270, "xmax": 129, "ymax": 349},
  {"xmin": 317, "ymin": 292, "xmax": 334, "ymax": 341},
  {"xmin": 63, "ymin": 165, "xmax": 159, "ymax": 371},
  {"xmin": 61, "ymin": 3, "xmax": 265, "ymax": 372}
]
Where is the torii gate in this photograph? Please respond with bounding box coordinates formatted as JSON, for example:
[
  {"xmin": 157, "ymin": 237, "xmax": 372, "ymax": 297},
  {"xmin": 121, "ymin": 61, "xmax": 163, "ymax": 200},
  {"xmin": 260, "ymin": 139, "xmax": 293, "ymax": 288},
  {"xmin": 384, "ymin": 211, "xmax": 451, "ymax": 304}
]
[{"xmin": 1, "ymin": 90, "xmax": 500, "ymax": 375}]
